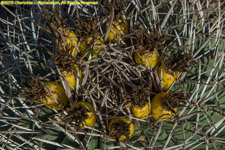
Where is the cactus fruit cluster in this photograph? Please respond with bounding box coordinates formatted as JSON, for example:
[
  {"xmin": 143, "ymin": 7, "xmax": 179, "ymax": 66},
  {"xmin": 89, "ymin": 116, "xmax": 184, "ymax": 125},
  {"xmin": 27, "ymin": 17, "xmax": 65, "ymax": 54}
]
[{"xmin": 1, "ymin": 0, "xmax": 225, "ymax": 149}]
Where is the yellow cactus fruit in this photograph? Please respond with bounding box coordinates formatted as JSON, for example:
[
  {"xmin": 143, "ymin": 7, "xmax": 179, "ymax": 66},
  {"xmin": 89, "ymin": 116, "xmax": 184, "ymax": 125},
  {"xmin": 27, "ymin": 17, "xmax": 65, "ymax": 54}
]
[
  {"xmin": 52, "ymin": 50, "xmax": 82, "ymax": 91},
  {"xmin": 42, "ymin": 9, "xmax": 78, "ymax": 56},
  {"xmin": 131, "ymin": 101, "xmax": 150, "ymax": 119},
  {"xmin": 40, "ymin": 82, "xmax": 68, "ymax": 110},
  {"xmin": 134, "ymin": 48, "xmax": 160, "ymax": 69},
  {"xmin": 151, "ymin": 92, "xmax": 178, "ymax": 122},
  {"xmin": 74, "ymin": 17, "xmax": 105, "ymax": 59},
  {"xmin": 61, "ymin": 65, "xmax": 82, "ymax": 91},
  {"xmin": 75, "ymin": 101, "xmax": 97, "ymax": 127},
  {"xmin": 128, "ymin": 85, "xmax": 151, "ymax": 119},
  {"xmin": 103, "ymin": 0, "xmax": 129, "ymax": 42},
  {"xmin": 108, "ymin": 118, "xmax": 134, "ymax": 141},
  {"xmin": 106, "ymin": 15, "xmax": 128, "ymax": 42},
  {"xmin": 133, "ymin": 27, "xmax": 170, "ymax": 70},
  {"xmin": 157, "ymin": 53, "xmax": 195, "ymax": 90},
  {"xmin": 57, "ymin": 30, "xmax": 78, "ymax": 56},
  {"xmin": 79, "ymin": 36, "xmax": 105, "ymax": 59},
  {"xmin": 157, "ymin": 63, "xmax": 180, "ymax": 90},
  {"xmin": 25, "ymin": 77, "xmax": 68, "ymax": 111}
]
